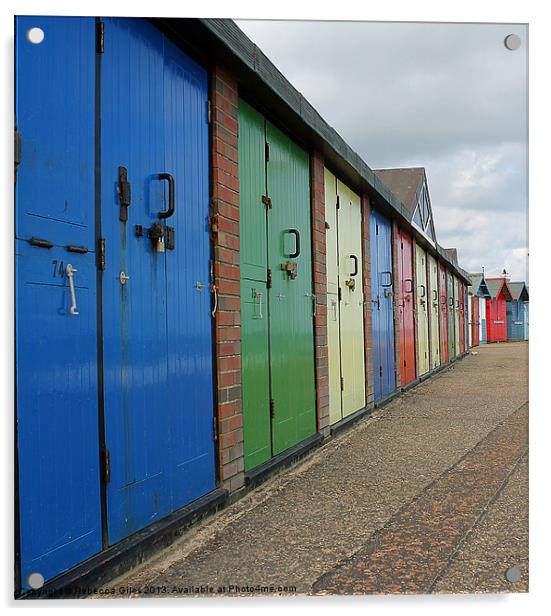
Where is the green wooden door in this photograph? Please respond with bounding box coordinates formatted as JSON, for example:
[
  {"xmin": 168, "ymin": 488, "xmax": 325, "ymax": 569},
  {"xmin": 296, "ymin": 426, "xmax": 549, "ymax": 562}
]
[
  {"xmin": 238, "ymin": 100, "xmax": 271, "ymax": 471},
  {"xmin": 238, "ymin": 100, "xmax": 316, "ymax": 469},
  {"xmin": 266, "ymin": 121, "xmax": 316, "ymax": 455}
]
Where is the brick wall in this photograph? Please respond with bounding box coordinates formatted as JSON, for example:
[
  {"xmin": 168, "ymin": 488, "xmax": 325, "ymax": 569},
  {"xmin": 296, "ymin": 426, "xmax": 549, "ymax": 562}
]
[
  {"xmin": 310, "ymin": 151, "xmax": 330, "ymax": 436},
  {"xmin": 210, "ymin": 64, "xmax": 244, "ymax": 493},
  {"xmin": 361, "ymin": 194, "xmax": 374, "ymax": 406},
  {"xmin": 392, "ymin": 221, "xmax": 403, "ymax": 390}
]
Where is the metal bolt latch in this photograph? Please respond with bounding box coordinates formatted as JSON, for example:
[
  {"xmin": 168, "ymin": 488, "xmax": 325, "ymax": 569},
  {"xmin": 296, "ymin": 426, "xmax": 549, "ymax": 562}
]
[
  {"xmin": 119, "ymin": 271, "xmax": 130, "ymax": 286},
  {"xmin": 195, "ymin": 281, "xmax": 205, "ymax": 291}
]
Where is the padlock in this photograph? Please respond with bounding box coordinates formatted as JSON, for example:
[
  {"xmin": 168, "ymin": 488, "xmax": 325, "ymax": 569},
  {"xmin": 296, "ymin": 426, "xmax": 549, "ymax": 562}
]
[{"xmin": 156, "ymin": 234, "xmax": 165, "ymax": 253}]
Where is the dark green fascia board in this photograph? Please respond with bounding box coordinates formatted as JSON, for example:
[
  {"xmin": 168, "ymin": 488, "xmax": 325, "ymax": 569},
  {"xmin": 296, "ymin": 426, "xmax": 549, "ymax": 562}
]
[{"xmin": 194, "ymin": 18, "xmax": 470, "ymax": 283}]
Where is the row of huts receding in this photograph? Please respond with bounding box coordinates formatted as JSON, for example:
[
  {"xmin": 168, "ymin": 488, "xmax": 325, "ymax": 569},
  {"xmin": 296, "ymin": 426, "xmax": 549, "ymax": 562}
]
[
  {"xmin": 14, "ymin": 16, "xmax": 517, "ymax": 596},
  {"xmin": 467, "ymin": 273, "xmax": 528, "ymax": 344}
]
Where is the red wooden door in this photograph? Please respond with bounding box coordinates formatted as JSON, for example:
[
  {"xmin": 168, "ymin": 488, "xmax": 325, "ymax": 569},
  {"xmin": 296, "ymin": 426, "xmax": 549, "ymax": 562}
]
[
  {"xmin": 396, "ymin": 228, "xmax": 416, "ymax": 385},
  {"xmin": 486, "ymin": 295, "xmax": 507, "ymax": 342},
  {"xmin": 472, "ymin": 296, "xmax": 480, "ymax": 346},
  {"xmin": 438, "ymin": 262, "xmax": 449, "ymax": 363}
]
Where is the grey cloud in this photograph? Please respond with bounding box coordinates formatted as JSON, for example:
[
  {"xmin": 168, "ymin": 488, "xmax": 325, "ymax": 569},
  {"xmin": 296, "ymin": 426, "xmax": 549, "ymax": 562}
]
[{"xmin": 236, "ymin": 20, "xmax": 528, "ymax": 281}]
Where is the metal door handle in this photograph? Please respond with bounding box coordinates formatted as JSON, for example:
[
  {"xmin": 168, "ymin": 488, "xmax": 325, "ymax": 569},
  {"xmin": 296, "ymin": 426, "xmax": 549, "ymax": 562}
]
[
  {"xmin": 66, "ymin": 264, "xmax": 79, "ymax": 315},
  {"xmin": 287, "ymin": 229, "xmax": 301, "ymax": 258},
  {"xmin": 381, "ymin": 271, "xmax": 393, "ymax": 287},
  {"xmin": 195, "ymin": 281, "xmax": 205, "ymax": 291},
  {"xmin": 257, "ymin": 291, "xmax": 263, "ymax": 319},
  {"xmin": 211, "ymin": 284, "xmax": 218, "ymax": 317},
  {"xmin": 350, "ymin": 254, "xmax": 358, "ymax": 277},
  {"xmin": 331, "ymin": 298, "xmax": 338, "ymax": 321},
  {"xmin": 158, "ymin": 172, "xmax": 175, "ymax": 219}
]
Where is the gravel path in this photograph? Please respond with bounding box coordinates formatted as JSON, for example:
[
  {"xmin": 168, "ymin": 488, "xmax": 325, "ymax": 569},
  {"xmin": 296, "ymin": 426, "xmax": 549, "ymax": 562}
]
[{"xmin": 96, "ymin": 342, "xmax": 528, "ymax": 598}]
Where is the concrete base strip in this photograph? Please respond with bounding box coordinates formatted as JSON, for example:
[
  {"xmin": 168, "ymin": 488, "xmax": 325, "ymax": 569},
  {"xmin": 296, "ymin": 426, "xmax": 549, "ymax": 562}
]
[{"xmin": 311, "ymin": 402, "xmax": 528, "ymax": 595}]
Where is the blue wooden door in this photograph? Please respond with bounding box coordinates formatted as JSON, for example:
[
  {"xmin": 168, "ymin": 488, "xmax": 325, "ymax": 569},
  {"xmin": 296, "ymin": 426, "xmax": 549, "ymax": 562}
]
[
  {"xmin": 370, "ymin": 210, "xmax": 396, "ymax": 400},
  {"xmin": 101, "ymin": 18, "xmax": 215, "ymax": 544},
  {"xmin": 15, "ymin": 16, "xmax": 102, "ymax": 588}
]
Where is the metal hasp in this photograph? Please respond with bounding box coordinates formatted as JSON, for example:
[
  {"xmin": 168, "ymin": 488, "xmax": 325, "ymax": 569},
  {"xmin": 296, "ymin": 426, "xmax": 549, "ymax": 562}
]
[
  {"xmin": 15, "ymin": 16, "xmax": 102, "ymax": 590},
  {"xmin": 427, "ymin": 253, "xmax": 440, "ymax": 370},
  {"xmin": 438, "ymin": 261, "xmax": 450, "ymax": 363},
  {"xmin": 395, "ymin": 227, "xmax": 416, "ymax": 387},
  {"xmin": 415, "ymin": 244, "xmax": 429, "ymax": 376},
  {"xmin": 117, "ymin": 166, "xmax": 131, "ymax": 222},
  {"xmin": 370, "ymin": 209, "xmax": 396, "ymax": 401},
  {"xmin": 324, "ymin": 168, "xmax": 366, "ymax": 425},
  {"xmin": 100, "ymin": 18, "xmax": 215, "ymax": 545},
  {"xmin": 238, "ymin": 99, "xmax": 316, "ymax": 471}
]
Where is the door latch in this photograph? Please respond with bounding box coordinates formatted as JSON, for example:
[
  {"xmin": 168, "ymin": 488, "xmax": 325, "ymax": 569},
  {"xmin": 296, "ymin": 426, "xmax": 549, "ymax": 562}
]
[
  {"xmin": 117, "ymin": 166, "xmax": 131, "ymax": 222},
  {"xmin": 281, "ymin": 261, "xmax": 298, "ymax": 279},
  {"xmin": 147, "ymin": 222, "xmax": 175, "ymax": 252},
  {"xmin": 345, "ymin": 278, "xmax": 356, "ymax": 292}
]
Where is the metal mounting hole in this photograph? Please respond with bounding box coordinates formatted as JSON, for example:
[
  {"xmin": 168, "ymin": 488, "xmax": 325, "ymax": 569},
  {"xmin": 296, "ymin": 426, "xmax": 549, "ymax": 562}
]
[
  {"xmin": 504, "ymin": 34, "xmax": 521, "ymax": 51},
  {"xmin": 27, "ymin": 27, "xmax": 45, "ymax": 44},
  {"xmin": 27, "ymin": 572, "xmax": 45, "ymax": 589},
  {"xmin": 505, "ymin": 565, "xmax": 521, "ymax": 583}
]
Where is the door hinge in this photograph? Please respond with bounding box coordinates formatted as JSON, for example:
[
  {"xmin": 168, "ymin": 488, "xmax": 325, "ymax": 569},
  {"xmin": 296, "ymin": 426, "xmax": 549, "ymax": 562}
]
[
  {"xmin": 376, "ymin": 223, "xmax": 379, "ymax": 235},
  {"xmin": 209, "ymin": 213, "xmax": 219, "ymax": 235},
  {"xmin": 267, "ymin": 268, "xmax": 272, "ymax": 289},
  {"xmin": 213, "ymin": 416, "xmax": 218, "ymax": 440},
  {"xmin": 336, "ymin": 195, "xmax": 340, "ymax": 210},
  {"xmin": 261, "ymin": 194, "xmax": 272, "ymax": 209},
  {"xmin": 379, "ymin": 365, "xmax": 383, "ymax": 378},
  {"xmin": 96, "ymin": 21, "xmax": 104, "ymax": 54},
  {"xmin": 338, "ymin": 287, "xmax": 342, "ymax": 302},
  {"xmin": 98, "ymin": 238, "xmax": 106, "ymax": 271},
  {"xmin": 270, "ymin": 398, "xmax": 275, "ymax": 419},
  {"xmin": 14, "ymin": 129, "xmax": 21, "ymax": 180},
  {"xmin": 103, "ymin": 448, "xmax": 111, "ymax": 484},
  {"xmin": 340, "ymin": 377, "xmax": 344, "ymax": 391},
  {"xmin": 265, "ymin": 142, "xmax": 270, "ymax": 162},
  {"xmin": 207, "ymin": 100, "xmax": 212, "ymax": 124}
]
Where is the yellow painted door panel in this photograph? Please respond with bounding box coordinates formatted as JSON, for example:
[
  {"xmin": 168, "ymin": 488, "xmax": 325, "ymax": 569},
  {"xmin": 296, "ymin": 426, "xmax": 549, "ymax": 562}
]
[
  {"xmin": 324, "ymin": 169, "xmax": 339, "ymax": 296},
  {"xmin": 427, "ymin": 253, "xmax": 440, "ymax": 369},
  {"xmin": 415, "ymin": 245, "xmax": 430, "ymax": 376},
  {"xmin": 337, "ymin": 180, "xmax": 366, "ymax": 417},
  {"xmin": 324, "ymin": 169, "xmax": 342, "ymax": 423},
  {"xmin": 327, "ymin": 293, "xmax": 342, "ymax": 424}
]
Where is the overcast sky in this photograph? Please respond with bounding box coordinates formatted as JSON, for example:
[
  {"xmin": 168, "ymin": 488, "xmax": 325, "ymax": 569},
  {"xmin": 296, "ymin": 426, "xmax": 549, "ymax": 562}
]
[{"xmin": 236, "ymin": 20, "xmax": 528, "ymax": 282}]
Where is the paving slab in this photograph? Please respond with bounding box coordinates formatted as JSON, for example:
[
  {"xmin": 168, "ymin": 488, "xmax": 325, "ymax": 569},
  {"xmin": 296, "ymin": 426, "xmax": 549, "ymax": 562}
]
[{"xmin": 96, "ymin": 341, "xmax": 528, "ymax": 598}]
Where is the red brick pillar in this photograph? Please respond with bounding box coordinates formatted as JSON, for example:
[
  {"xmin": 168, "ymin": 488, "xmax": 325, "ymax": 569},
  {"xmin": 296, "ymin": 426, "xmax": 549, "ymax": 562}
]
[
  {"xmin": 392, "ymin": 221, "xmax": 403, "ymax": 390},
  {"xmin": 310, "ymin": 151, "xmax": 330, "ymax": 436},
  {"xmin": 211, "ymin": 64, "xmax": 244, "ymax": 493},
  {"xmin": 361, "ymin": 195, "xmax": 374, "ymax": 406}
]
